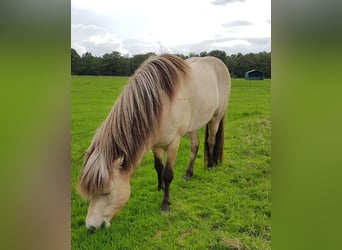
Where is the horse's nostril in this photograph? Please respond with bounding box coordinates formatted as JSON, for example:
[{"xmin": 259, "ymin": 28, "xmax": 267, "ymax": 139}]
[{"xmin": 88, "ymin": 226, "xmax": 96, "ymax": 233}]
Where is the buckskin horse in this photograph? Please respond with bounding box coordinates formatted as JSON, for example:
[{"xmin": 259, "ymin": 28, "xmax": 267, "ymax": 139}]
[{"xmin": 78, "ymin": 54, "xmax": 231, "ymax": 231}]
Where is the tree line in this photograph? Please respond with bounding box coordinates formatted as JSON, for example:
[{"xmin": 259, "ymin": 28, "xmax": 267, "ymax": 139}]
[{"xmin": 71, "ymin": 49, "xmax": 271, "ymax": 78}]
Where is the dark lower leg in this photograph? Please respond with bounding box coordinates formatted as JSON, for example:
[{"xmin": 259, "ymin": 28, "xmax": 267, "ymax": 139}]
[
  {"xmin": 161, "ymin": 162, "xmax": 173, "ymax": 211},
  {"xmin": 185, "ymin": 145, "xmax": 198, "ymax": 179},
  {"xmin": 207, "ymin": 122, "xmax": 219, "ymax": 168},
  {"xmin": 154, "ymin": 154, "xmax": 165, "ymax": 191},
  {"xmin": 185, "ymin": 132, "xmax": 199, "ymax": 180},
  {"xmin": 160, "ymin": 137, "xmax": 180, "ymax": 212},
  {"xmin": 207, "ymin": 146, "xmax": 214, "ymax": 168}
]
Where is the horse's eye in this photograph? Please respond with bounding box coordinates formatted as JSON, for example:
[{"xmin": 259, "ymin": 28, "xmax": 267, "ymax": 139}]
[
  {"xmin": 119, "ymin": 158, "xmax": 125, "ymax": 167},
  {"xmin": 102, "ymin": 192, "xmax": 111, "ymax": 196}
]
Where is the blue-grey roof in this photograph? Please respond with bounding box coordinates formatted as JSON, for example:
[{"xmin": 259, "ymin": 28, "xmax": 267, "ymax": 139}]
[{"xmin": 245, "ymin": 69, "xmax": 264, "ymax": 74}]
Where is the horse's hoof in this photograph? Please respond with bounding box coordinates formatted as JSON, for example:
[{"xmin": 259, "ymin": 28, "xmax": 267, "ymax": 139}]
[
  {"xmin": 161, "ymin": 205, "xmax": 170, "ymax": 212},
  {"xmin": 161, "ymin": 201, "xmax": 170, "ymax": 212},
  {"xmin": 184, "ymin": 173, "xmax": 192, "ymax": 181},
  {"xmin": 207, "ymin": 160, "xmax": 214, "ymax": 169}
]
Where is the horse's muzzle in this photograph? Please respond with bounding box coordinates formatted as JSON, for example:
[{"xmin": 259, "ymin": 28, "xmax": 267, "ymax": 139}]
[
  {"xmin": 86, "ymin": 219, "xmax": 110, "ymax": 232},
  {"xmin": 88, "ymin": 226, "xmax": 96, "ymax": 233}
]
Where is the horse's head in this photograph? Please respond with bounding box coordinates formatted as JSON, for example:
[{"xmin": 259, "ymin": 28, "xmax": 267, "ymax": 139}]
[{"xmin": 78, "ymin": 152, "xmax": 131, "ymax": 231}]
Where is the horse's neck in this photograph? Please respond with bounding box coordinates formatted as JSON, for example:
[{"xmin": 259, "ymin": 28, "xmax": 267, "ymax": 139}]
[{"xmin": 127, "ymin": 138, "xmax": 152, "ymax": 173}]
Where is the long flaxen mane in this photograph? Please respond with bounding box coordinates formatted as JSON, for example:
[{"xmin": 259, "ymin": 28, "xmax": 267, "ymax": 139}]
[{"xmin": 78, "ymin": 54, "xmax": 190, "ymax": 198}]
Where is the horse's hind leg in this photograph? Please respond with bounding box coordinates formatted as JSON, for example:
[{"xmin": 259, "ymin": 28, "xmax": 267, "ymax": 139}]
[
  {"xmin": 205, "ymin": 116, "xmax": 225, "ymax": 168},
  {"xmin": 184, "ymin": 131, "xmax": 199, "ymax": 180},
  {"xmin": 161, "ymin": 136, "xmax": 181, "ymax": 212},
  {"xmin": 153, "ymin": 147, "xmax": 165, "ymax": 191}
]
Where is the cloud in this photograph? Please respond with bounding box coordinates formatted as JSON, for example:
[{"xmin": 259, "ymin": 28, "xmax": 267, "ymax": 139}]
[
  {"xmin": 222, "ymin": 20, "xmax": 253, "ymax": 29},
  {"xmin": 71, "ymin": 24, "xmax": 128, "ymax": 56},
  {"xmin": 71, "ymin": 19, "xmax": 270, "ymax": 57},
  {"xmin": 211, "ymin": 0, "xmax": 247, "ymax": 6},
  {"xmin": 72, "ymin": 32, "xmax": 271, "ymax": 57},
  {"xmin": 212, "ymin": 39, "xmax": 251, "ymax": 47},
  {"xmin": 170, "ymin": 37, "xmax": 270, "ymax": 56},
  {"xmin": 71, "ymin": 0, "xmax": 270, "ymax": 57}
]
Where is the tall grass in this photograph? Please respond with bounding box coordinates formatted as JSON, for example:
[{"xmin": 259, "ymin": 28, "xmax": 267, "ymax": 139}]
[{"xmin": 72, "ymin": 76, "xmax": 271, "ymax": 249}]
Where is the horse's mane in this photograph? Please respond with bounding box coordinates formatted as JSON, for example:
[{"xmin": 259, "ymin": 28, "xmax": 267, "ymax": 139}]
[{"xmin": 78, "ymin": 54, "xmax": 190, "ymax": 197}]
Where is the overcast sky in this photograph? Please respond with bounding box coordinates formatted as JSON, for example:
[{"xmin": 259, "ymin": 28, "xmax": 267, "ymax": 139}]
[{"xmin": 71, "ymin": 0, "xmax": 271, "ymax": 57}]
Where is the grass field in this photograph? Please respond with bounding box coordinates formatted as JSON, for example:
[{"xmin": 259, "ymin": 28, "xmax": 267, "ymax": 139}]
[{"xmin": 71, "ymin": 76, "xmax": 271, "ymax": 249}]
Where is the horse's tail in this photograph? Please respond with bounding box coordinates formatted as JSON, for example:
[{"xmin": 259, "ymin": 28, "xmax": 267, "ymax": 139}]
[{"xmin": 204, "ymin": 115, "xmax": 225, "ymax": 167}]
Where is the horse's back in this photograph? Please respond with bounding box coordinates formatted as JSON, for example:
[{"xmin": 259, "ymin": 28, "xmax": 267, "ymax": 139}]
[{"xmin": 186, "ymin": 56, "xmax": 231, "ymax": 96}]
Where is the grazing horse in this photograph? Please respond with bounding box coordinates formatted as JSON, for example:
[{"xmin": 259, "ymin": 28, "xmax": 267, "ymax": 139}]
[{"xmin": 78, "ymin": 54, "xmax": 231, "ymax": 231}]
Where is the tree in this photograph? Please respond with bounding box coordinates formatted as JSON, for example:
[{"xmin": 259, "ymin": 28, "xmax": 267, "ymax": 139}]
[
  {"xmin": 189, "ymin": 52, "xmax": 199, "ymax": 58},
  {"xmin": 71, "ymin": 49, "xmax": 81, "ymax": 75},
  {"xmin": 100, "ymin": 53, "xmax": 112, "ymax": 75},
  {"xmin": 255, "ymin": 51, "xmax": 271, "ymax": 77},
  {"xmin": 175, "ymin": 53, "xmax": 188, "ymax": 60},
  {"xmin": 208, "ymin": 50, "xmax": 227, "ymax": 64},
  {"xmin": 226, "ymin": 55, "xmax": 238, "ymax": 78},
  {"xmin": 70, "ymin": 48, "xmax": 271, "ymax": 78},
  {"xmin": 130, "ymin": 53, "xmax": 155, "ymax": 74},
  {"xmin": 199, "ymin": 51, "xmax": 208, "ymax": 57},
  {"xmin": 235, "ymin": 55, "xmax": 255, "ymax": 77}
]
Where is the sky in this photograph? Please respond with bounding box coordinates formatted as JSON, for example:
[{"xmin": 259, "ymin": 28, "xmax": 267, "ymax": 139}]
[{"xmin": 71, "ymin": 0, "xmax": 271, "ymax": 57}]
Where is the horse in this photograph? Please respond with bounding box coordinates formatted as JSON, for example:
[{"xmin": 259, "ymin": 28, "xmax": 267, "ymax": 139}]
[{"xmin": 78, "ymin": 54, "xmax": 231, "ymax": 231}]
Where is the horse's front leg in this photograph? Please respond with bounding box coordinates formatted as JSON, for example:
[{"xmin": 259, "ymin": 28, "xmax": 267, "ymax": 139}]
[
  {"xmin": 184, "ymin": 131, "xmax": 199, "ymax": 180},
  {"xmin": 161, "ymin": 137, "xmax": 180, "ymax": 212},
  {"xmin": 152, "ymin": 147, "xmax": 165, "ymax": 191}
]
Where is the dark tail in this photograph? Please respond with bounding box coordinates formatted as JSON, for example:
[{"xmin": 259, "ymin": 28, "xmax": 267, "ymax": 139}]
[{"xmin": 204, "ymin": 116, "xmax": 225, "ymax": 167}]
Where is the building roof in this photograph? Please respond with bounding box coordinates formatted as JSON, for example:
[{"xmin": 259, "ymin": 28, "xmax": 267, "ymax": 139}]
[{"xmin": 245, "ymin": 69, "xmax": 264, "ymax": 74}]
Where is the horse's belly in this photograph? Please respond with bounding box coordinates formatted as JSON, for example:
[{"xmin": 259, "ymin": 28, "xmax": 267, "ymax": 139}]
[
  {"xmin": 182, "ymin": 79, "xmax": 219, "ymax": 132},
  {"xmin": 186, "ymin": 103, "xmax": 218, "ymax": 132}
]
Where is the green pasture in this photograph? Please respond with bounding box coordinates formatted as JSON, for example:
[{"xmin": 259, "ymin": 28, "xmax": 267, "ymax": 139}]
[{"xmin": 71, "ymin": 76, "xmax": 271, "ymax": 249}]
